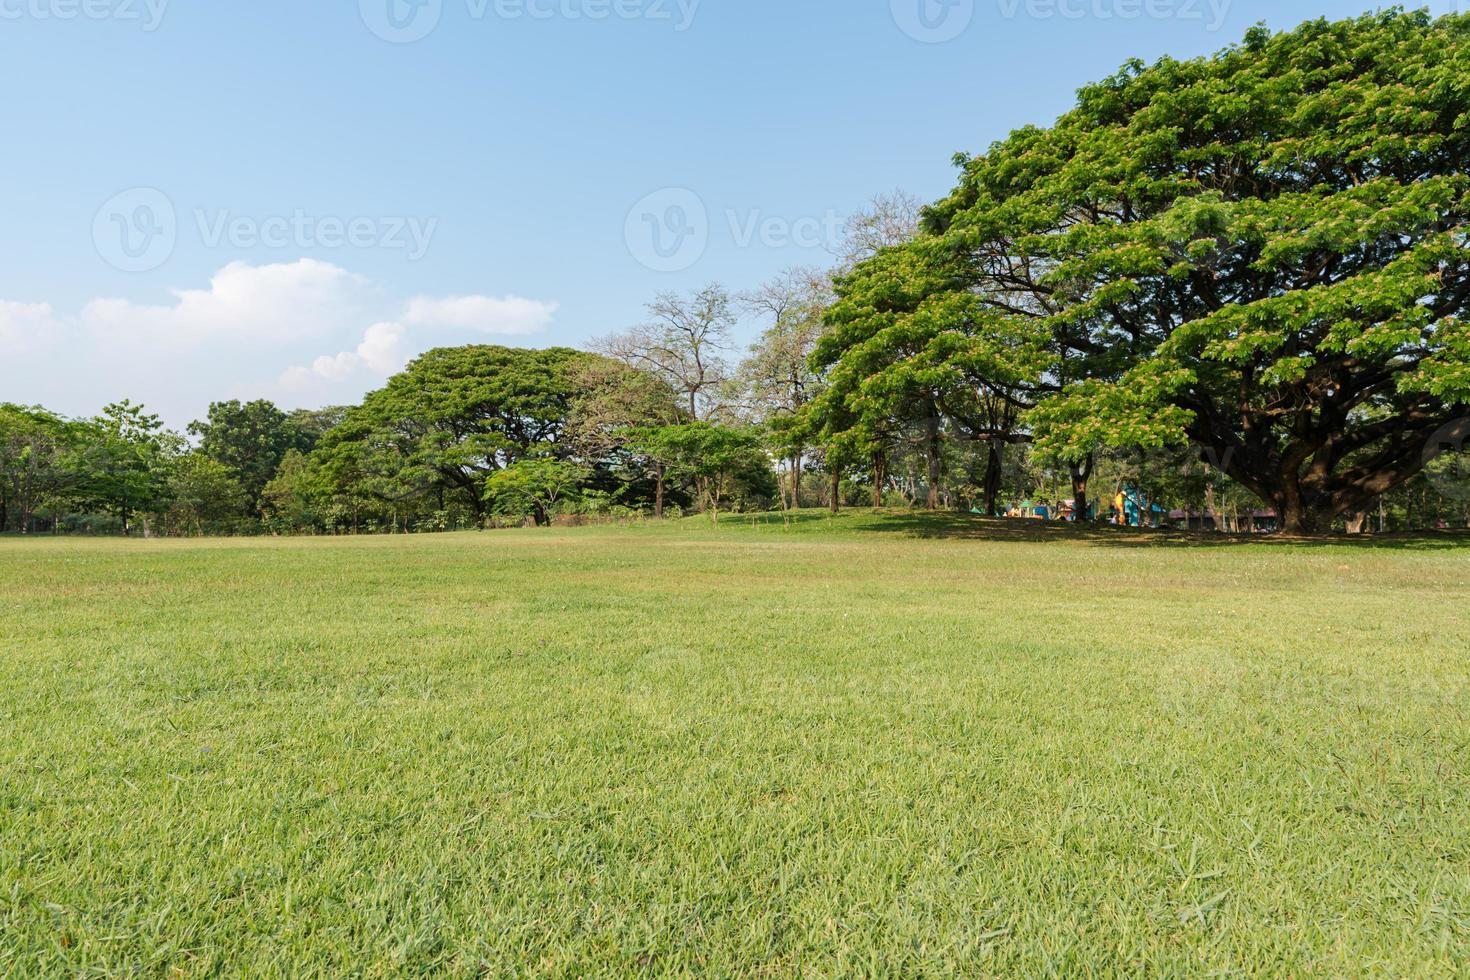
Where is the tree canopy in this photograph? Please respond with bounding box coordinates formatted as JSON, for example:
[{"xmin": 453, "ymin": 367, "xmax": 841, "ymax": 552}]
[
  {"xmin": 189, "ymin": 399, "xmax": 315, "ymax": 515},
  {"xmin": 316, "ymin": 345, "xmax": 602, "ymax": 520},
  {"xmin": 817, "ymin": 10, "xmax": 1470, "ymax": 533}
]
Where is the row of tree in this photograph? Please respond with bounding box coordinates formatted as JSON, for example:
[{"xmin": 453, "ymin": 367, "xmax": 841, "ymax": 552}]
[
  {"xmin": 3, "ymin": 267, "xmax": 1464, "ymax": 536},
  {"xmin": 4, "ymin": 12, "xmax": 1469, "ymax": 536},
  {"xmin": 0, "ymin": 399, "xmax": 338, "ymax": 536},
  {"xmin": 0, "ymin": 343, "xmax": 786, "ymax": 536}
]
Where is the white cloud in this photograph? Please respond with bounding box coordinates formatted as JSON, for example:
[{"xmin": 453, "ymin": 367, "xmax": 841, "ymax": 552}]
[
  {"xmin": 80, "ymin": 259, "xmax": 374, "ymax": 346},
  {"xmin": 403, "ymin": 294, "xmax": 558, "ymax": 335},
  {"xmin": 277, "ymin": 293, "xmax": 560, "ymax": 398},
  {"xmin": 0, "ymin": 301, "xmax": 63, "ymax": 354},
  {"xmin": 280, "ymin": 322, "xmax": 408, "ymax": 390},
  {"xmin": 1, "ymin": 262, "xmax": 559, "ymax": 427}
]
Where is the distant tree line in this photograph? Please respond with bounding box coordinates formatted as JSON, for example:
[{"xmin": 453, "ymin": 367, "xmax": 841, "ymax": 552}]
[{"xmin": 5, "ymin": 12, "xmax": 1470, "ymax": 537}]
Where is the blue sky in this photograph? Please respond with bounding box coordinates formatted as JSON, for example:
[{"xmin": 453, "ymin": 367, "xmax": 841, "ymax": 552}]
[{"xmin": 1, "ymin": 0, "xmax": 1460, "ymax": 426}]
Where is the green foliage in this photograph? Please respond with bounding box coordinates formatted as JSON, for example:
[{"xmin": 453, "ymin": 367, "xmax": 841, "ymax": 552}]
[
  {"xmin": 982, "ymin": 12, "xmax": 1468, "ymax": 529},
  {"xmin": 163, "ymin": 453, "xmax": 249, "ymax": 536},
  {"xmin": 819, "ymin": 11, "xmax": 1470, "ymax": 533},
  {"xmin": 68, "ymin": 401, "xmax": 175, "ymax": 534},
  {"xmin": 484, "ymin": 458, "xmax": 591, "ymax": 526},
  {"xmin": 0, "ymin": 403, "xmax": 76, "ymax": 533},
  {"xmin": 628, "ymin": 423, "xmax": 771, "ymax": 522},
  {"xmin": 189, "ymin": 400, "xmax": 313, "ymax": 515},
  {"xmin": 260, "ymin": 449, "xmax": 327, "ymax": 533},
  {"xmin": 315, "ymin": 345, "xmax": 609, "ymax": 522}
]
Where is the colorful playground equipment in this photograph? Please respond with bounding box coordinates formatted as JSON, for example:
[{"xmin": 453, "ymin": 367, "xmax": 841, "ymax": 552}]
[
  {"xmin": 993, "ymin": 498, "xmax": 1095, "ymax": 522},
  {"xmin": 989, "ymin": 485, "xmax": 1280, "ymax": 532},
  {"xmin": 1114, "ymin": 484, "xmax": 1167, "ymax": 527}
]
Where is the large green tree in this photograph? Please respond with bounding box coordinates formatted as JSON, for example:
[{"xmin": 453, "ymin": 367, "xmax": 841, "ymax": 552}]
[
  {"xmin": 0, "ymin": 404, "xmax": 75, "ymax": 533},
  {"xmin": 814, "ymin": 242, "xmax": 1044, "ymax": 514},
  {"xmin": 562, "ymin": 356, "xmax": 685, "ymax": 517},
  {"xmin": 189, "ymin": 399, "xmax": 313, "ymax": 516},
  {"xmin": 484, "ymin": 458, "xmax": 591, "ymax": 527},
  {"xmin": 628, "ymin": 422, "xmax": 769, "ymax": 524},
  {"xmin": 317, "ymin": 346, "xmax": 613, "ymax": 522},
  {"xmin": 70, "ymin": 401, "xmax": 175, "ymax": 535},
  {"xmin": 902, "ymin": 11, "xmax": 1470, "ymax": 534}
]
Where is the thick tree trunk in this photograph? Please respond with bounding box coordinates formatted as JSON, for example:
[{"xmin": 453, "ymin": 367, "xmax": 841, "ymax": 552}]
[
  {"xmin": 791, "ymin": 454, "xmax": 802, "ymax": 511},
  {"xmin": 982, "ymin": 442, "xmax": 1003, "ymax": 516},
  {"xmin": 1276, "ymin": 461, "xmax": 1313, "ymax": 535},
  {"xmin": 1208, "ymin": 413, "xmax": 1453, "ymax": 536},
  {"xmin": 1278, "ymin": 495, "xmax": 1333, "ymax": 536},
  {"xmin": 1069, "ymin": 454, "xmax": 1094, "ymax": 522},
  {"xmin": 654, "ymin": 463, "xmax": 665, "ymax": 520},
  {"xmin": 871, "ymin": 451, "xmax": 886, "ymax": 508},
  {"xmin": 830, "ymin": 471, "xmax": 841, "ymax": 514}
]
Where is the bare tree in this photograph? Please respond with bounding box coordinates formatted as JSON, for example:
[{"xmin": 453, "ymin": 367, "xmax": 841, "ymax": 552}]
[
  {"xmin": 563, "ymin": 358, "xmax": 683, "ymax": 518},
  {"xmin": 833, "ymin": 189, "xmax": 923, "ymax": 271},
  {"xmin": 596, "ymin": 284, "xmax": 735, "ymax": 422},
  {"xmin": 734, "ymin": 268, "xmax": 834, "ymax": 509}
]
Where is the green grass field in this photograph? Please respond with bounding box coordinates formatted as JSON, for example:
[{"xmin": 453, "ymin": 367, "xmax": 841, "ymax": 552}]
[{"xmin": 2, "ymin": 515, "xmax": 1468, "ymax": 975}]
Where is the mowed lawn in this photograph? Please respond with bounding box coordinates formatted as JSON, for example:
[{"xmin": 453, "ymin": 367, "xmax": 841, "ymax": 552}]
[{"xmin": 2, "ymin": 516, "xmax": 1468, "ymax": 976}]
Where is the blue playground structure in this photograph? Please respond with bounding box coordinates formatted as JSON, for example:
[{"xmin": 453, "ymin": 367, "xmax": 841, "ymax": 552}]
[{"xmin": 1116, "ymin": 484, "xmax": 1167, "ymax": 527}]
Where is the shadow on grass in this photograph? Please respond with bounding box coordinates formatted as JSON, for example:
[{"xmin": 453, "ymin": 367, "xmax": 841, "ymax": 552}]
[{"xmin": 736, "ymin": 510, "xmax": 1470, "ymax": 551}]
